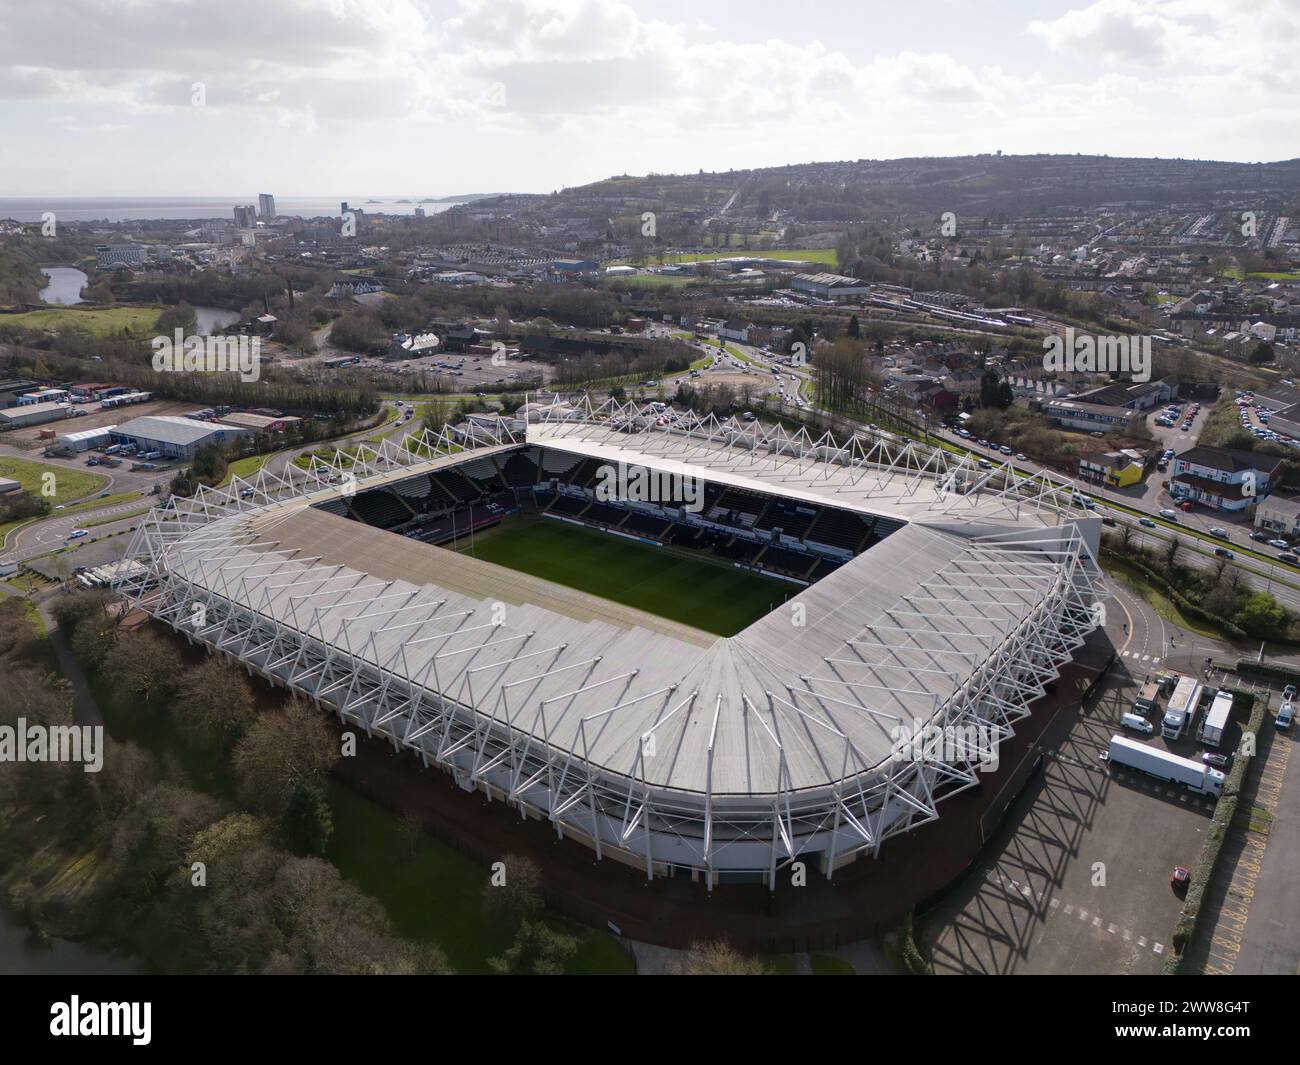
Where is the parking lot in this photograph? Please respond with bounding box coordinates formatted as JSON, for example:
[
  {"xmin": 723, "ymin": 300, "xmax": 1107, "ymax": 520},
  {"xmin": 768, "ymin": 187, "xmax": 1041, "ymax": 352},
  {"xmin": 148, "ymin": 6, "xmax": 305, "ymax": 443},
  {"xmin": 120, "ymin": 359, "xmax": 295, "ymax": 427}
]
[
  {"xmin": 921, "ymin": 645, "xmax": 1218, "ymax": 974},
  {"xmin": 5, "ymin": 398, "xmax": 199, "ymax": 450}
]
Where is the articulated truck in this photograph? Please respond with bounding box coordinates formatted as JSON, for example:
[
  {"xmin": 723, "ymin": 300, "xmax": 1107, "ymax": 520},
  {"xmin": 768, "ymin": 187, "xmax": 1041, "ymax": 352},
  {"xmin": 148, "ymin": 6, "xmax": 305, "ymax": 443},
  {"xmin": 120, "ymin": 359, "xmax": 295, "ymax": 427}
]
[{"xmin": 1103, "ymin": 735, "xmax": 1224, "ymax": 797}]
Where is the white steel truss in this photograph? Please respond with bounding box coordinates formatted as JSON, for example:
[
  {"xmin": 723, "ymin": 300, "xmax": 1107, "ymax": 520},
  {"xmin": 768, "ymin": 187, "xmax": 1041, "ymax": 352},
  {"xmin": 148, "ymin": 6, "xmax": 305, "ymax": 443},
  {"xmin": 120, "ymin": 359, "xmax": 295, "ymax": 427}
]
[{"xmin": 116, "ymin": 406, "xmax": 1107, "ymax": 888}]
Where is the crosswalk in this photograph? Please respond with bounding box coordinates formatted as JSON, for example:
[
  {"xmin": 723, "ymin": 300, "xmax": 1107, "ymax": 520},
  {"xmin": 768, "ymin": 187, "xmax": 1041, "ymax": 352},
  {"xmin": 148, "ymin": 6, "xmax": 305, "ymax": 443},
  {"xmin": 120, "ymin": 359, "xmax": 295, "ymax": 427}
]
[{"xmin": 1121, "ymin": 650, "xmax": 1161, "ymax": 664}]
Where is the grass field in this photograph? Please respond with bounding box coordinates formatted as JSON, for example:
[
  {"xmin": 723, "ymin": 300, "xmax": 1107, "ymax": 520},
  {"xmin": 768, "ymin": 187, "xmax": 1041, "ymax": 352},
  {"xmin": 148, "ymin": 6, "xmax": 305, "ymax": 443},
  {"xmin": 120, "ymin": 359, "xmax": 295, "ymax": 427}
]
[
  {"xmin": 609, "ymin": 247, "xmax": 839, "ymax": 267},
  {"xmin": 0, "ymin": 455, "xmax": 109, "ymax": 503},
  {"xmin": 457, "ymin": 517, "xmax": 793, "ymax": 636},
  {"xmin": 57, "ymin": 489, "xmax": 142, "ymax": 515},
  {"xmin": 0, "ymin": 306, "xmax": 163, "ymax": 336}
]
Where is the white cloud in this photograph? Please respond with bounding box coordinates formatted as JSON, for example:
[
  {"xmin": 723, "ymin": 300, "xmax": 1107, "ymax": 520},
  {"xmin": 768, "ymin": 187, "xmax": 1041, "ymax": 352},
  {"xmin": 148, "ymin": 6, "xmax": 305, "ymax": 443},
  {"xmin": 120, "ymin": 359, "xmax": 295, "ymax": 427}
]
[{"xmin": 0, "ymin": 0, "xmax": 1295, "ymax": 195}]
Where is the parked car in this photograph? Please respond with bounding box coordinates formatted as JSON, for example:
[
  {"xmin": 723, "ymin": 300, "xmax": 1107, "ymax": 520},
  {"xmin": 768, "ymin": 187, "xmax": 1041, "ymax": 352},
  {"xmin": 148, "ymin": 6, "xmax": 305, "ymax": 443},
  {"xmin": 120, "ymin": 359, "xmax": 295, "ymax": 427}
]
[
  {"xmin": 1201, "ymin": 752, "xmax": 1230, "ymax": 769},
  {"xmin": 1268, "ymin": 539, "xmax": 1289, "ymax": 549},
  {"xmin": 1277, "ymin": 704, "xmax": 1295, "ymax": 730},
  {"xmin": 1121, "ymin": 712, "xmax": 1154, "ymax": 735},
  {"xmin": 1282, "ymin": 684, "xmax": 1296, "ymax": 702},
  {"xmin": 1171, "ymin": 866, "xmax": 1190, "ymax": 889}
]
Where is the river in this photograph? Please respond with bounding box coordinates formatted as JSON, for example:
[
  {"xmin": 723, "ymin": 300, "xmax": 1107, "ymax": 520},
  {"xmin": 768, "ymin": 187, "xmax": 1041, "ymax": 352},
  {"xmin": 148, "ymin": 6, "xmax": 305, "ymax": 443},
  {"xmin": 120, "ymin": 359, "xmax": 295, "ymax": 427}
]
[
  {"xmin": 0, "ymin": 905, "xmax": 137, "ymax": 975},
  {"xmin": 39, "ymin": 266, "xmax": 87, "ymax": 305},
  {"xmin": 193, "ymin": 305, "xmax": 240, "ymax": 335}
]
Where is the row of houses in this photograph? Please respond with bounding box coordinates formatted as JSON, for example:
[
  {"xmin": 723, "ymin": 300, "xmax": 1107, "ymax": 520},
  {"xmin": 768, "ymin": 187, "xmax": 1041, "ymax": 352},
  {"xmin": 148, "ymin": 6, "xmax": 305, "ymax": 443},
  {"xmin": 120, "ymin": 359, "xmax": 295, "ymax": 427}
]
[{"xmin": 1078, "ymin": 444, "xmax": 1286, "ymax": 514}]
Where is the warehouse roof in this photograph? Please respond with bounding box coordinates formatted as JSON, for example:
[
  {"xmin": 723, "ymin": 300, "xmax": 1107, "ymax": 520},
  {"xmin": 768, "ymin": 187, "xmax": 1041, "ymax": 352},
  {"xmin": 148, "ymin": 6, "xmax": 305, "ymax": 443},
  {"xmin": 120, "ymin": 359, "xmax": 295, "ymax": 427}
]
[
  {"xmin": 59, "ymin": 424, "xmax": 118, "ymax": 443},
  {"xmin": 114, "ymin": 414, "xmax": 250, "ymax": 445},
  {"xmin": 0, "ymin": 401, "xmax": 71, "ymax": 420}
]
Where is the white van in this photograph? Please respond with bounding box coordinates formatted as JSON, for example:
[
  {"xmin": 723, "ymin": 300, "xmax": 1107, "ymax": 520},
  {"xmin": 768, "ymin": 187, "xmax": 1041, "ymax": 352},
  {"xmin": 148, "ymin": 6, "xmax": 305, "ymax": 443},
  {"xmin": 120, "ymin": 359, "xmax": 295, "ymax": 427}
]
[{"xmin": 1120, "ymin": 712, "xmax": 1155, "ymax": 735}]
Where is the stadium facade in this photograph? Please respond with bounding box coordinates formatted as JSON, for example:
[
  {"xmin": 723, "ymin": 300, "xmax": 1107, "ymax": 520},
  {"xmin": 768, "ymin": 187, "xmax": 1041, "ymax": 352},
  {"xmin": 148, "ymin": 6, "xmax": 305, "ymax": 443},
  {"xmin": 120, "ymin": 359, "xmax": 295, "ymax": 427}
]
[{"xmin": 119, "ymin": 396, "xmax": 1106, "ymax": 888}]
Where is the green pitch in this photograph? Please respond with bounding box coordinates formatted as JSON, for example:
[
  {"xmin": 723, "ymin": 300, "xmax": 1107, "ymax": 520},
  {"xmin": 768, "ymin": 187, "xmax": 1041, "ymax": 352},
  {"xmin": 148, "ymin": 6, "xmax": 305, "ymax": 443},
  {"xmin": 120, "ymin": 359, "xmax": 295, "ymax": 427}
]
[{"xmin": 455, "ymin": 516, "xmax": 793, "ymax": 636}]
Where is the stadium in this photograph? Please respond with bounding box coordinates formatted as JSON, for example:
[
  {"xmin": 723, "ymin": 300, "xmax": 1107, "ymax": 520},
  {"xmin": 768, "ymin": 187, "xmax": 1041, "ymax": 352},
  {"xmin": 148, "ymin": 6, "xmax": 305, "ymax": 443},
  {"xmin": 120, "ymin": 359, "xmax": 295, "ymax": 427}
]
[{"xmin": 119, "ymin": 395, "xmax": 1107, "ymax": 891}]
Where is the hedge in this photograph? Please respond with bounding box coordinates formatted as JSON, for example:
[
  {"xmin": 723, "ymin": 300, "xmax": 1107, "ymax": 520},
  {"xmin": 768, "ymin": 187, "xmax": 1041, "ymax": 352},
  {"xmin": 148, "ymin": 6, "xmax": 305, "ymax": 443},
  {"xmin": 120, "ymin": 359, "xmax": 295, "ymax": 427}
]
[
  {"xmin": 1232, "ymin": 658, "xmax": 1300, "ymax": 685},
  {"xmin": 1101, "ymin": 547, "xmax": 1248, "ymax": 640},
  {"xmin": 1163, "ymin": 691, "xmax": 1266, "ymax": 973},
  {"xmin": 898, "ymin": 911, "xmax": 931, "ymax": 975}
]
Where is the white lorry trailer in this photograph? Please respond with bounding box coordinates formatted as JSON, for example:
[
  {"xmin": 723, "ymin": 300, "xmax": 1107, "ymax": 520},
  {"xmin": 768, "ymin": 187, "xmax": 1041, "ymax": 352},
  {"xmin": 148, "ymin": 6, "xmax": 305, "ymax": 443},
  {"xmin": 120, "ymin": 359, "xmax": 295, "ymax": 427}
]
[
  {"xmin": 1199, "ymin": 690, "xmax": 1233, "ymax": 748},
  {"xmin": 1104, "ymin": 735, "xmax": 1225, "ymax": 796},
  {"xmin": 1162, "ymin": 674, "xmax": 1202, "ymax": 740}
]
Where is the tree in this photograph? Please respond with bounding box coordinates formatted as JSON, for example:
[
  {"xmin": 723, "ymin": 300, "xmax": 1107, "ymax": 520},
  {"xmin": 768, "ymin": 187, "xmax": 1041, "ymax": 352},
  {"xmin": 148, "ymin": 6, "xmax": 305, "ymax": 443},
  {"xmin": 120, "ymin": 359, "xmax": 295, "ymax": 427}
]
[
  {"xmin": 71, "ymin": 613, "xmax": 118, "ymax": 669},
  {"xmin": 232, "ymin": 696, "xmax": 338, "ymax": 813},
  {"xmin": 280, "ymin": 780, "xmax": 334, "ymax": 856},
  {"xmin": 481, "ymin": 853, "xmax": 544, "ymax": 928},
  {"xmin": 487, "ymin": 919, "xmax": 579, "ymax": 975},
  {"xmin": 847, "ymin": 315, "xmax": 860, "ymax": 339},
  {"xmin": 676, "ymin": 940, "xmax": 769, "ymax": 975},
  {"xmin": 174, "ymin": 655, "xmax": 256, "ymax": 749},
  {"xmin": 1249, "ymin": 342, "xmax": 1275, "ymax": 365},
  {"xmin": 1233, "ymin": 592, "xmax": 1287, "ymax": 639},
  {"xmin": 102, "ymin": 629, "xmax": 183, "ymax": 712},
  {"xmin": 53, "ymin": 589, "xmax": 114, "ymax": 635}
]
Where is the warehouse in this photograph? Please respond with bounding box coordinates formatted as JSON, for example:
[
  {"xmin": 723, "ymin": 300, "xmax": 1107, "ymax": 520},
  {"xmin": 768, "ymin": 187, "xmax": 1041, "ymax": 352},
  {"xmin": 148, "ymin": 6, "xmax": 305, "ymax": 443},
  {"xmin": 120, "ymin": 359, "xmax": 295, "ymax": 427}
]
[
  {"xmin": 0, "ymin": 401, "xmax": 73, "ymax": 431},
  {"xmin": 110, "ymin": 414, "xmax": 251, "ymax": 459},
  {"xmin": 58, "ymin": 424, "xmax": 118, "ymax": 453},
  {"xmin": 791, "ymin": 272, "xmax": 870, "ymax": 301},
  {"xmin": 217, "ymin": 411, "xmax": 302, "ymax": 433}
]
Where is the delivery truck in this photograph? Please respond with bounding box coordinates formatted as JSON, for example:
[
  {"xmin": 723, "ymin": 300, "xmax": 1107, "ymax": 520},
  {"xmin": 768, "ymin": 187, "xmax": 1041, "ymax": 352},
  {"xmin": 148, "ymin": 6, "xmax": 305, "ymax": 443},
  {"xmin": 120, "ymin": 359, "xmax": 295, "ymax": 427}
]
[
  {"xmin": 1133, "ymin": 681, "xmax": 1161, "ymax": 714},
  {"xmin": 1162, "ymin": 674, "xmax": 1202, "ymax": 740},
  {"xmin": 1102, "ymin": 735, "xmax": 1224, "ymax": 797},
  {"xmin": 1199, "ymin": 689, "xmax": 1233, "ymax": 748}
]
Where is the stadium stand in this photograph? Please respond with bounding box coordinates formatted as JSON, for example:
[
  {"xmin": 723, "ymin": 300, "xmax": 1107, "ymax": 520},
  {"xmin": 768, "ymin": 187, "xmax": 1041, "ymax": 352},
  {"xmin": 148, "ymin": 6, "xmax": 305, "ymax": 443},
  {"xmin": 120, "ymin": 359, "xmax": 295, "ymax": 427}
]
[
  {"xmin": 547, "ymin": 494, "xmax": 590, "ymax": 519},
  {"xmin": 501, "ymin": 450, "xmax": 540, "ymax": 487},
  {"xmin": 756, "ymin": 545, "xmax": 815, "ymax": 579},
  {"xmin": 755, "ymin": 499, "xmax": 818, "ymax": 540},
  {"xmin": 622, "ymin": 511, "xmax": 672, "ymax": 540}
]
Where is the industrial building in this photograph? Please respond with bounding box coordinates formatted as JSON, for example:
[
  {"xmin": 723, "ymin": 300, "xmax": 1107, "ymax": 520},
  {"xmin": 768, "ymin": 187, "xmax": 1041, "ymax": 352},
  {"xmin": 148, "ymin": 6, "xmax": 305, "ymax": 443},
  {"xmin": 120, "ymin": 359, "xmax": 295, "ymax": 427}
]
[
  {"xmin": 217, "ymin": 411, "xmax": 301, "ymax": 433},
  {"xmin": 110, "ymin": 414, "xmax": 251, "ymax": 459},
  {"xmin": 0, "ymin": 401, "xmax": 73, "ymax": 431},
  {"xmin": 16, "ymin": 387, "xmax": 70, "ymax": 406},
  {"xmin": 0, "ymin": 380, "xmax": 39, "ymax": 408},
  {"xmin": 791, "ymin": 272, "xmax": 871, "ymax": 301},
  {"xmin": 57, "ymin": 424, "xmax": 118, "ymax": 453}
]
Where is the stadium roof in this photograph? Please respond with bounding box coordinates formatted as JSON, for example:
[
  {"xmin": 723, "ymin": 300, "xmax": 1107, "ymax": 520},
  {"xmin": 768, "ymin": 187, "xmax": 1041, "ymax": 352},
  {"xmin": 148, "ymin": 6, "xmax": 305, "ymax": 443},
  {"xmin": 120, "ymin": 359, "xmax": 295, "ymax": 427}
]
[
  {"xmin": 528, "ymin": 420, "xmax": 1070, "ymax": 528},
  {"xmin": 121, "ymin": 410, "xmax": 1105, "ymax": 875},
  {"xmin": 146, "ymin": 431, "xmax": 1099, "ymax": 795}
]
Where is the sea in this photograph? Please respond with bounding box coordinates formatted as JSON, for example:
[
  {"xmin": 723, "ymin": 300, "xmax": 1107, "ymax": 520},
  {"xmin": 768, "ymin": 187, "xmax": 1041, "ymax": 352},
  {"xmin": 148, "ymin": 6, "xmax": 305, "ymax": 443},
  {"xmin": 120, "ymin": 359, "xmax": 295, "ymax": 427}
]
[{"xmin": 0, "ymin": 196, "xmax": 466, "ymax": 223}]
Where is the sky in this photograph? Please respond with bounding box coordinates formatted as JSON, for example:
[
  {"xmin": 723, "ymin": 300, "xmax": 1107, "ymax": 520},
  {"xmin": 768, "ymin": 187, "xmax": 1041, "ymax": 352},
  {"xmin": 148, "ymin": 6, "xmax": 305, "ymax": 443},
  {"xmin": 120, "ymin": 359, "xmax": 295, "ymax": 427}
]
[{"xmin": 0, "ymin": 0, "xmax": 1296, "ymax": 198}]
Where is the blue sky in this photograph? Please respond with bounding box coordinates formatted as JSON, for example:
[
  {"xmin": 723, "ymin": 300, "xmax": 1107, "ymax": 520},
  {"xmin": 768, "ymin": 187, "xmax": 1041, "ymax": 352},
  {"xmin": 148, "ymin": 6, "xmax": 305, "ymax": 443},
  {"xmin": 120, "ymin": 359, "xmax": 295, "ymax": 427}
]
[{"xmin": 0, "ymin": 0, "xmax": 1295, "ymax": 197}]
